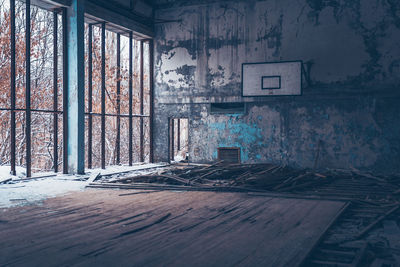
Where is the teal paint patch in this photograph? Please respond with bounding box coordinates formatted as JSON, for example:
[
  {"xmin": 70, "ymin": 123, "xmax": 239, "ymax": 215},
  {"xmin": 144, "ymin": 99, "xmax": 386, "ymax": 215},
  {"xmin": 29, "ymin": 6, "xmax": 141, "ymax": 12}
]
[
  {"xmin": 241, "ymin": 148, "xmax": 249, "ymax": 162},
  {"xmin": 209, "ymin": 122, "xmax": 226, "ymax": 131},
  {"xmin": 226, "ymin": 119, "xmax": 263, "ymax": 145},
  {"xmin": 213, "ymin": 150, "xmax": 218, "ymax": 159},
  {"xmin": 209, "ymin": 117, "xmax": 265, "ymax": 163}
]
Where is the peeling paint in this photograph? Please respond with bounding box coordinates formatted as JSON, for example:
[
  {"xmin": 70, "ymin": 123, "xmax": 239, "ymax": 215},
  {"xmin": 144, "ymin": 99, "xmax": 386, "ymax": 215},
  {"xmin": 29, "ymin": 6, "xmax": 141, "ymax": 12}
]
[{"xmin": 153, "ymin": 0, "xmax": 400, "ymax": 174}]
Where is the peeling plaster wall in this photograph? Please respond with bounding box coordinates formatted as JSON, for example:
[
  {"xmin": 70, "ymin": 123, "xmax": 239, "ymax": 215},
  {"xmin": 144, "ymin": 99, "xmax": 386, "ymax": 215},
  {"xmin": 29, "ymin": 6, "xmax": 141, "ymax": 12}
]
[{"xmin": 153, "ymin": 0, "xmax": 400, "ymax": 174}]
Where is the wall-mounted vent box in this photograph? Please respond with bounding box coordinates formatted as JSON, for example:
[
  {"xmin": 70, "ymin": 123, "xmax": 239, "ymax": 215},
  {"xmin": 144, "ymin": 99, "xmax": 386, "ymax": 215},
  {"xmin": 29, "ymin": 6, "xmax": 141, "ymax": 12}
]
[
  {"xmin": 218, "ymin": 147, "xmax": 241, "ymax": 164},
  {"xmin": 242, "ymin": 61, "xmax": 302, "ymax": 96},
  {"xmin": 210, "ymin": 103, "xmax": 245, "ymax": 114}
]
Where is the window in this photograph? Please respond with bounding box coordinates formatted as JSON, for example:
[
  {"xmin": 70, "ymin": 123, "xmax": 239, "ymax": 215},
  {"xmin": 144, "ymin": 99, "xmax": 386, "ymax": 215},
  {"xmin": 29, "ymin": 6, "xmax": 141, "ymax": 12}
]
[
  {"xmin": 0, "ymin": 0, "xmax": 153, "ymax": 177},
  {"xmin": 84, "ymin": 20, "xmax": 152, "ymax": 169},
  {"xmin": 0, "ymin": 0, "xmax": 65, "ymax": 176}
]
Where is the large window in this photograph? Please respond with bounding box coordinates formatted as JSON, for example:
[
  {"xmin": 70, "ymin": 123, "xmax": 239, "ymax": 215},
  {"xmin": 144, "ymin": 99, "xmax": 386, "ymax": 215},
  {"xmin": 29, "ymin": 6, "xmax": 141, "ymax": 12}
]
[
  {"xmin": 0, "ymin": 0, "xmax": 152, "ymax": 177},
  {"xmin": 0, "ymin": 0, "xmax": 64, "ymax": 177},
  {"xmin": 84, "ymin": 23, "xmax": 152, "ymax": 169}
]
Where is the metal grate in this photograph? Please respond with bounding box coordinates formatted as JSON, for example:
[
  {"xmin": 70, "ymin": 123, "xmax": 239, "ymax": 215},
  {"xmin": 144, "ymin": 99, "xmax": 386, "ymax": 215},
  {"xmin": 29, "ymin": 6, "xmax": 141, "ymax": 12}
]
[{"xmin": 218, "ymin": 147, "xmax": 241, "ymax": 164}]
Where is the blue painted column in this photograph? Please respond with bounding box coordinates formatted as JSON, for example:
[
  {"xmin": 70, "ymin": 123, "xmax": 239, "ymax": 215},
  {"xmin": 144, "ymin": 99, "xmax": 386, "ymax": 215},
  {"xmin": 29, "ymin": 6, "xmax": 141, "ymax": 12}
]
[{"xmin": 66, "ymin": 0, "xmax": 85, "ymax": 174}]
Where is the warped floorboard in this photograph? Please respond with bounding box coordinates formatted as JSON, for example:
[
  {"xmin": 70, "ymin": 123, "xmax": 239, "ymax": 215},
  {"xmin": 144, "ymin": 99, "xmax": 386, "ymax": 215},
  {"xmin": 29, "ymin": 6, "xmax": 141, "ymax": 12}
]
[{"xmin": 0, "ymin": 189, "xmax": 347, "ymax": 267}]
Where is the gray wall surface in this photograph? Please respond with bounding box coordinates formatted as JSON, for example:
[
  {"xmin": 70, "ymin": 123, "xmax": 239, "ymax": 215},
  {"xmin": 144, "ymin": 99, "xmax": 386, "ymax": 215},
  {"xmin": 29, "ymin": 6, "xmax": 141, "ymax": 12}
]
[{"xmin": 153, "ymin": 0, "xmax": 400, "ymax": 174}]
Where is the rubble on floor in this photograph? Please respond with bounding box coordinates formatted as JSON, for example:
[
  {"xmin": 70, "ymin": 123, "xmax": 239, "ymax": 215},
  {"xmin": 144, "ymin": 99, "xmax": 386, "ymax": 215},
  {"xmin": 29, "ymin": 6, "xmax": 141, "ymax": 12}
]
[
  {"xmin": 87, "ymin": 162, "xmax": 400, "ymax": 267},
  {"xmin": 1, "ymin": 161, "xmax": 399, "ymax": 266},
  {"xmin": 88, "ymin": 162, "xmax": 400, "ymax": 200}
]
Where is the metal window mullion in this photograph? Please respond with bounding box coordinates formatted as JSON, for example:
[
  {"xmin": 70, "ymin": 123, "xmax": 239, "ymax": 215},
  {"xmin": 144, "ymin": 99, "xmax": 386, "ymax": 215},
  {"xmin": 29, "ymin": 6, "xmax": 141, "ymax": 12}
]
[
  {"xmin": 10, "ymin": 0, "xmax": 16, "ymax": 175},
  {"xmin": 167, "ymin": 118, "xmax": 170, "ymax": 164},
  {"xmin": 177, "ymin": 118, "xmax": 180, "ymax": 151},
  {"xmin": 116, "ymin": 33, "xmax": 121, "ymax": 165},
  {"xmin": 53, "ymin": 11, "xmax": 58, "ymax": 172},
  {"xmin": 149, "ymin": 39, "xmax": 154, "ymax": 163},
  {"xmin": 139, "ymin": 41, "xmax": 144, "ymax": 162},
  {"xmin": 25, "ymin": 0, "xmax": 31, "ymax": 177},
  {"xmin": 101, "ymin": 22, "xmax": 106, "ymax": 169},
  {"xmin": 128, "ymin": 32, "xmax": 133, "ymax": 166},
  {"xmin": 171, "ymin": 118, "xmax": 174, "ymax": 162},
  {"xmin": 62, "ymin": 7, "xmax": 68, "ymax": 174},
  {"xmin": 88, "ymin": 24, "xmax": 93, "ymax": 169}
]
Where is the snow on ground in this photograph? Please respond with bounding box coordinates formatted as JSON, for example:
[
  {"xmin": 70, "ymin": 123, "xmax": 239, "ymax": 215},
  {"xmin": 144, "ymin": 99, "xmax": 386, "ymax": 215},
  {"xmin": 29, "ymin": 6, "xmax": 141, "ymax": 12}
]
[
  {"xmin": 173, "ymin": 154, "xmax": 186, "ymax": 163},
  {"xmin": 96, "ymin": 164, "xmax": 171, "ymax": 183},
  {"xmin": 89, "ymin": 162, "xmax": 169, "ymax": 177},
  {"xmin": 0, "ymin": 176, "xmax": 87, "ymax": 209},
  {"xmin": 0, "ymin": 166, "xmax": 26, "ymax": 181},
  {"xmin": 0, "ymin": 163, "xmax": 169, "ymax": 209}
]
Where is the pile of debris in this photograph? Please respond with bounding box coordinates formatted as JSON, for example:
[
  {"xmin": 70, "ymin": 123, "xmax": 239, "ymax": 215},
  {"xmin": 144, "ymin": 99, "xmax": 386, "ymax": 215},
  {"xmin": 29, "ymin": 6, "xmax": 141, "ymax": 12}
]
[
  {"xmin": 88, "ymin": 162, "xmax": 400, "ymax": 201},
  {"xmin": 89, "ymin": 162, "xmax": 330, "ymax": 192},
  {"xmin": 87, "ymin": 162, "xmax": 400, "ymax": 266}
]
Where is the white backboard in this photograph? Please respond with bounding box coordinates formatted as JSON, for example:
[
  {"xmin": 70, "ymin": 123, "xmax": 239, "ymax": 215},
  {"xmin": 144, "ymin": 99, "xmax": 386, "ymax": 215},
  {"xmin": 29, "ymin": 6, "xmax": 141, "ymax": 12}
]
[{"xmin": 242, "ymin": 61, "xmax": 302, "ymax": 96}]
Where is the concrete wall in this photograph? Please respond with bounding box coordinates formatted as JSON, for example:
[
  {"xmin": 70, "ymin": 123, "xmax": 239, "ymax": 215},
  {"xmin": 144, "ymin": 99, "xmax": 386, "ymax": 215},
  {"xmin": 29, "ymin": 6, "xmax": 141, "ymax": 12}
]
[{"xmin": 153, "ymin": 0, "xmax": 400, "ymax": 174}]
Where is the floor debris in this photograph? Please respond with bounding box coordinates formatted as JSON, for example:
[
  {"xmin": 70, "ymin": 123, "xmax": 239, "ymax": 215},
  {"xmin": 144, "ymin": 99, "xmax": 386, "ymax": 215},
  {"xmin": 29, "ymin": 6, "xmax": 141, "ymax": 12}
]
[
  {"xmin": 86, "ymin": 162, "xmax": 400, "ymax": 267},
  {"xmin": 1, "ymin": 162, "xmax": 399, "ymax": 266}
]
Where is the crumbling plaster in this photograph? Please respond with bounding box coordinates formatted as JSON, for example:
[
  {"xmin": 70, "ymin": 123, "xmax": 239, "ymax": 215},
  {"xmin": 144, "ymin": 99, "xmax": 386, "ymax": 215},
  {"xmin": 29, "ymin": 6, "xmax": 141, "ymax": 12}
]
[{"xmin": 153, "ymin": 0, "xmax": 400, "ymax": 174}]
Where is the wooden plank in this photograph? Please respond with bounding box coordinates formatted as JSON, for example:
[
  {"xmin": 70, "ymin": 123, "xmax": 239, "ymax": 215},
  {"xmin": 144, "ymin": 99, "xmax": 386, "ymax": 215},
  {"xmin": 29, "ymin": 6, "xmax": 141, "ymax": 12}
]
[
  {"xmin": 0, "ymin": 178, "xmax": 11, "ymax": 184},
  {"xmin": 356, "ymin": 205, "xmax": 400, "ymax": 238},
  {"xmin": 87, "ymin": 182, "xmax": 268, "ymax": 193},
  {"xmin": 86, "ymin": 172, "xmax": 101, "ymax": 183}
]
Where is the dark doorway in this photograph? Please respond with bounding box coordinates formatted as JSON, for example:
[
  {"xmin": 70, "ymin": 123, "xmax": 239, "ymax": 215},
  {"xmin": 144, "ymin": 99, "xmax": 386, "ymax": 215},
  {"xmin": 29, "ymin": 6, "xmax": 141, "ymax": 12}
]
[{"xmin": 169, "ymin": 118, "xmax": 189, "ymax": 163}]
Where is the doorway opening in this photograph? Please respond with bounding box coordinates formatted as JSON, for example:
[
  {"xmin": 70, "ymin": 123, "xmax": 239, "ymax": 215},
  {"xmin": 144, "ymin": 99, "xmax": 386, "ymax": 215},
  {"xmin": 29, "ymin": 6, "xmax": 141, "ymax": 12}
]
[{"xmin": 169, "ymin": 118, "xmax": 189, "ymax": 163}]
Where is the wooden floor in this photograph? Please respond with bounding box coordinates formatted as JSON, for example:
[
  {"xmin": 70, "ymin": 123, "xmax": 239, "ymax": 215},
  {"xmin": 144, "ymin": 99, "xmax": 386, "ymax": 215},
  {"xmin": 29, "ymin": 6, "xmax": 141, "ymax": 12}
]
[{"xmin": 0, "ymin": 189, "xmax": 347, "ymax": 267}]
